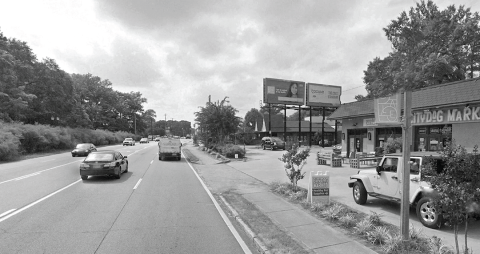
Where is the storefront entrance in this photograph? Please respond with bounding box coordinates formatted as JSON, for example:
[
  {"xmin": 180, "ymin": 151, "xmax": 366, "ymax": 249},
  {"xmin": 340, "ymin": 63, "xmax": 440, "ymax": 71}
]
[{"xmin": 347, "ymin": 129, "xmax": 367, "ymax": 156}]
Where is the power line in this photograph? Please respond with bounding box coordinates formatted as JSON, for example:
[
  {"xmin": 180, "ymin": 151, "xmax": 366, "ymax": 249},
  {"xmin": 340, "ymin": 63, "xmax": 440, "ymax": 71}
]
[{"xmin": 342, "ymin": 85, "xmax": 365, "ymax": 92}]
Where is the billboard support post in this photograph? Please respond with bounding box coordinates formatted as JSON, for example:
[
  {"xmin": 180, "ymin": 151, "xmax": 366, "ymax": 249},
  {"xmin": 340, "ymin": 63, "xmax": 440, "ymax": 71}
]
[
  {"xmin": 284, "ymin": 106, "xmax": 287, "ymax": 149},
  {"xmin": 298, "ymin": 106, "xmax": 301, "ymax": 147},
  {"xmin": 268, "ymin": 103, "xmax": 271, "ymax": 136},
  {"xmin": 309, "ymin": 107, "xmax": 312, "ymax": 146}
]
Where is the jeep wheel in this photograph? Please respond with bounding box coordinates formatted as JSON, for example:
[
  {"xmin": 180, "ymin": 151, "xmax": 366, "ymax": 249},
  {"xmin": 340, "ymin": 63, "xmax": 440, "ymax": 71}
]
[
  {"xmin": 353, "ymin": 181, "xmax": 367, "ymax": 205},
  {"xmin": 416, "ymin": 197, "xmax": 442, "ymax": 229}
]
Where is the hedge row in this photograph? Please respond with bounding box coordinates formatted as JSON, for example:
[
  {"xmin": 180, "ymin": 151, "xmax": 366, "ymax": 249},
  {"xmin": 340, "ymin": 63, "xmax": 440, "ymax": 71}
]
[{"xmin": 0, "ymin": 121, "xmax": 139, "ymax": 161}]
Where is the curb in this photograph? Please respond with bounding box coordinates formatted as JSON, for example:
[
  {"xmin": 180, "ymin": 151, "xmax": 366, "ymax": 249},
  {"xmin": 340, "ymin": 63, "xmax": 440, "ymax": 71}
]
[{"xmin": 219, "ymin": 196, "xmax": 271, "ymax": 254}]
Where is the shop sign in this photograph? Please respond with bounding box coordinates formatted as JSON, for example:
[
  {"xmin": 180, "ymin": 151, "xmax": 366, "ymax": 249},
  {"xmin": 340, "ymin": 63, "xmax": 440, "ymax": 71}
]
[
  {"xmin": 412, "ymin": 106, "xmax": 480, "ymax": 125},
  {"xmin": 374, "ymin": 93, "xmax": 402, "ymax": 125},
  {"xmin": 364, "ymin": 118, "xmax": 377, "ymax": 126}
]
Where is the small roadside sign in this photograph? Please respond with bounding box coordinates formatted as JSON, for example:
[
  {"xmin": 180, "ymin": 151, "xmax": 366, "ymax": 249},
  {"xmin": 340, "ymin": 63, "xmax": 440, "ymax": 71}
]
[{"xmin": 307, "ymin": 171, "xmax": 330, "ymax": 204}]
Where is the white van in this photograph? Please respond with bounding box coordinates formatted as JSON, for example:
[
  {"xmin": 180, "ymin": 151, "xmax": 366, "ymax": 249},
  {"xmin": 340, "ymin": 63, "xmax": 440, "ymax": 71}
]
[{"xmin": 158, "ymin": 138, "xmax": 182, "ymax": 161}]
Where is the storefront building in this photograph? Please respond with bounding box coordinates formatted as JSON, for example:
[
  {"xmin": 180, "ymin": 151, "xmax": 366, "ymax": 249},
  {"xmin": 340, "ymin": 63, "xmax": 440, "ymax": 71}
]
[
  {"xmin": 253, "ymin": 114, "xmax": 341, "ymax": 146},
  {"xmin": 328, "ymin": 78, "xmax": 480, "ymax": 156}
]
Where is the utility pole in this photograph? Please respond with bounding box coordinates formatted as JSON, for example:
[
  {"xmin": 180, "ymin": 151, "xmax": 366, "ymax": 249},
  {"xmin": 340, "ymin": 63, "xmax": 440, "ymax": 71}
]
[{"xmin": 401, "ymin": 90, "xmax": 412, "ymax": 240}]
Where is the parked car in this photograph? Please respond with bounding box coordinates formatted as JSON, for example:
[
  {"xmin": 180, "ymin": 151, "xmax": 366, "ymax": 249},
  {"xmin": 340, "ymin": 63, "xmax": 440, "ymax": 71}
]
[
  {"xmin": 261, "ymin": 137, "xmax": 285, "ymax": 150},
  {"xmin": 140, "ymin": 138, "xmax": 149, "ymax": 143},
  {"xmin": 348, "ymin": 152, "xmax": 445, "ymax": 228},
  {"xmin": 71, "ymin": 143, "xmax": 97, "ymax": 157},
  {"xmin": 155, "ymin": 137, "xmax": 161, "ymax": 142},
  {"xmin": 123, "ymin": 138, "xmax": 135, "ymax": 146},
  {"xmin": 80, "ymin": 150, "xmax": 128, "ymax": 180},
  {"xmin": 186, "ymin": 135, "xmax": 191, "ymax": 139}
]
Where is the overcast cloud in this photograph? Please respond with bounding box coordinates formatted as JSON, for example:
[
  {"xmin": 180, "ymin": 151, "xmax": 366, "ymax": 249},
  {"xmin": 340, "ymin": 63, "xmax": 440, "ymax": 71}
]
[{"xmin": 1, "ymin": 0, "xmax": 478, "ymax": 125}]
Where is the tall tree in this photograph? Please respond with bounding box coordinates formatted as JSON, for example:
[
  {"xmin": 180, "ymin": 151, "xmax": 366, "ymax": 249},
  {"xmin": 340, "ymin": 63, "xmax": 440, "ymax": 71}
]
[
  {"xmin": 360, "ymin": 0, "xmax": 480, "ymax": 99},
  {"xmin": 24, "ymin": 58, "xmax": 74, "ymax": 126},
  {"xmin": 0, "ymin": 31, "xmax": 37, "ymax": 122},
  {"xmin": 195, "ymin": 96, "xmax": 241, "ymax": 145}
]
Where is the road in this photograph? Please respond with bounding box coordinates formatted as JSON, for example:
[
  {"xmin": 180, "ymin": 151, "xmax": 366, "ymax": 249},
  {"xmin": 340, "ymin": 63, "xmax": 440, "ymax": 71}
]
[
  {"xmin": 232, "ymin": 145, "xmax": 480, "ymax": 252},
  {"xmin": 0, "ymin": 141, "xmax": 250, "ymax": 254}
]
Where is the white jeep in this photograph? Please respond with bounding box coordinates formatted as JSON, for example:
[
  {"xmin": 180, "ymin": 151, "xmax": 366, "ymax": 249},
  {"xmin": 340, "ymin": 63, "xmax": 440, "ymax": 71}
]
[{"xmin": 348, "ymin": 152, "xmax": 444, "ymax": 229}]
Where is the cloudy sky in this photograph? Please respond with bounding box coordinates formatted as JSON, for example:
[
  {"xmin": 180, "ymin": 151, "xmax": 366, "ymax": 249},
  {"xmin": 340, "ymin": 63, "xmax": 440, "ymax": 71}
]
[{"xmin": 1, "ymin": 0, "xmax": 478, "ymax": 125}]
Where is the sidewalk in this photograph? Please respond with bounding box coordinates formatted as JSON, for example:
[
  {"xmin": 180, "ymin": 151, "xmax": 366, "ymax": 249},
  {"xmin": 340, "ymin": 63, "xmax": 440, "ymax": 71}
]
[{"xmin": 183, "ymin": 144, "xmax": 378, "ymax": 254}]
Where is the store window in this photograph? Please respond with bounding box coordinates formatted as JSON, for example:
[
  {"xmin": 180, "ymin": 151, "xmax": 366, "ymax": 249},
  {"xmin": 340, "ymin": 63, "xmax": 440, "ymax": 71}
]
[
  {"xmin": 414, "ymin": 124, "xmax": 452, "ymax": 152},
  {"xmin": 375, "ymin": 127, "xmax": 402, "ymax": 148}
]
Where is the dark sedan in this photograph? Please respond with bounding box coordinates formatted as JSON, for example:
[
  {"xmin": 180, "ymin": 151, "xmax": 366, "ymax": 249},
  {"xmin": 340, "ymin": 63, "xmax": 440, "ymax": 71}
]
[
  {"xmin": 261, "ymin": 137, "xmax": 285, "ymax": 150},
  {"xmin": 80, "ymin": 150, "xmax": 128, "ymax": 180},
  {"xmin": 71, "ymin": 143, "xmax": 97, "ymax": 157}
]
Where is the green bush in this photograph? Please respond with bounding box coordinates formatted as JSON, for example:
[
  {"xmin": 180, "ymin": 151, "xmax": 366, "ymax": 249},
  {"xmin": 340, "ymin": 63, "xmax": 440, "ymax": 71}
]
[
  {"xmin": 223, "ymin": 144, "xmax": 246, "ymax": 158},
  {"xmin": 0, "ymin": 121, "xmax": 136, "ymax": 162},
  {"xmin": 0, "ymin": 129, "xmax": 21, "ymax": 161}
]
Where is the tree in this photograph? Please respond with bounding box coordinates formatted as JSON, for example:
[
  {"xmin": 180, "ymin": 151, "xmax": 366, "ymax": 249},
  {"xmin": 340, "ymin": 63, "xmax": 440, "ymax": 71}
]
[
  {"xmin": 360, "ymin": 0, "xmax": 480, "ymax": 99},
  {"xmin": 423, "ymin": 142, "xmax": 480, "ymax": 254},
  {"xmin": 24, "ymin": 58, "xmax": 75, "ymax": 126},
  {"xmin": 244, "ymin": 108, "xmax": 262, "ymax": 131},
  {"xmin": 142, "ymin": 109, "xmax": 156, "ymax": 135},
  {"xmin": 278, "ymin": 145, "xmax": 310, "ymax": 192},
  {"xmin": 194, "ymin": 96, "xmax": 241, "ymax": 146},
  {"xmin": 0, "ymin": 31, "xmax": 37, "ymax": 122}
]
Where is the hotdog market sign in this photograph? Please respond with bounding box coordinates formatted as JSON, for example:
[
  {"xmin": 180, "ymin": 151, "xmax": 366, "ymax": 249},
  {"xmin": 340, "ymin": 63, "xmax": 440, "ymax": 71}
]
[
  {"xmin": 411, "ymin": 106, "xmax": 480, "ymax": 125},
  {"xmin": 364, "ymin": 105, "xmax": 480, "ymax": 126}
]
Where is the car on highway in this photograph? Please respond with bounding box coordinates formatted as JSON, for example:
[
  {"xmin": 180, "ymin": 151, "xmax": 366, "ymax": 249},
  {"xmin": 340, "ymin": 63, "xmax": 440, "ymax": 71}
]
[
  {"xmin": 71, "ymin": 143, "xmax": 97, "ymax": 157},
  {"xmin": 80, "ymin": 150, "xmax": 128, "ymax": 180},
  {"xmin": 348, "ymin": 152, "xmax": 445, "ymax": 228},
  {"xmin": 140, "ymin": 138, "xmax": 149, "ymax": 143},
  {"xmin": 123, "ymin": 138, "xmax": 135, "ymax": 146},
  {"xmin": 261, "ymin": 137, "xmax": 285, "ymax": 150}
]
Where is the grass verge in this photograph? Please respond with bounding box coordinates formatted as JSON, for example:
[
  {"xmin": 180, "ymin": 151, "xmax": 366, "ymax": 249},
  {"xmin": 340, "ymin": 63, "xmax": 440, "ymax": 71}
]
[
  {"xmin": 221, "ymin": 190, "xmax": 310, "ymax": 254},
  {"xmin": 269, "ymin": 181, "xmax": 459, "ymax": 254}
]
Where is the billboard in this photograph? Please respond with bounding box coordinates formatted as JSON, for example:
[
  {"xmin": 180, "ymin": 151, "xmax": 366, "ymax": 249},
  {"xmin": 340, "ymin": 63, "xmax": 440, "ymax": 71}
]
[
  {"xmin": 306, "ymin": 83, "xmax": 341, "ymax": 107},
  {"xmin": 263, "ymin": 78, "xmax": 305, "ymax": 105}
]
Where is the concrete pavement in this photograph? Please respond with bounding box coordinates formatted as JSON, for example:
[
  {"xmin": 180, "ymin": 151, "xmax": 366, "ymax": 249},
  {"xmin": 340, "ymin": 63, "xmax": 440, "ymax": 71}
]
[{"xmin": 182, "ymin": 144, "xmax": 378, "ymax": 254}]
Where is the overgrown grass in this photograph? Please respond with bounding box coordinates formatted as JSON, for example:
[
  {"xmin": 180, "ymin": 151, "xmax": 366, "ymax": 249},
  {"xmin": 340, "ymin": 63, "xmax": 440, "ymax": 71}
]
[{"xmin": 269, "ymin": 181, "xmax": 457, "ymax": 254}]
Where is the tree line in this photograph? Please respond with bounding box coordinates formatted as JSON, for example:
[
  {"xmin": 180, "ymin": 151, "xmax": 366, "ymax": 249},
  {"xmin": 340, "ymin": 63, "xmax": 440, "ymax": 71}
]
[{"xmin": 0, "ymin": 28, "xmax": 191, "ymax": 136}]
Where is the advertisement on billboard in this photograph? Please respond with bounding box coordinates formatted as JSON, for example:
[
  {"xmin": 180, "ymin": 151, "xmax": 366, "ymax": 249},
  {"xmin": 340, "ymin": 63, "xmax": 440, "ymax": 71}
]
[
  {"xmin": 306, "ymin": 83, "xmax": 341, "ymax": 107},
  {"xmin": 263, "ymin": 78, "xmax": 305, "ymax": 105}
]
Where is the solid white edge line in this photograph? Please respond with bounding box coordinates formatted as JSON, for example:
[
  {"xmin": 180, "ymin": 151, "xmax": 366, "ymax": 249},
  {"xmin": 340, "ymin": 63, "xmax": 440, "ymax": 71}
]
[
  {"xmin": 0, "ymin": 209, "xmax": 16, "ymax": 218},
  {"xmin": 182, "ymin": 151, "xmax": 252, "ymax": 254},
  {"xmin": 133, "ymin": 179, "xmax": 142, "ymax": 190},
  {"xmin": 0, "ymin": 179, "xmax": 81, "ymax": 223}
]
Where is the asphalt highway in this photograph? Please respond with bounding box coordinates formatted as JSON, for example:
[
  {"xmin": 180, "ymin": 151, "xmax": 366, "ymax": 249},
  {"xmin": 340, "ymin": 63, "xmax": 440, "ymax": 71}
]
[{"xmin": 0, "ymin": 142, "xmax": 250, "ymax": 254}]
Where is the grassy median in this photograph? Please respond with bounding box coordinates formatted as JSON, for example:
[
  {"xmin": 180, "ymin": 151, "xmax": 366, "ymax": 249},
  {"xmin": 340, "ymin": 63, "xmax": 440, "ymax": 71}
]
[{"xmin": 221, "ymin": 190, "xmax": 310, "ymax": 254}]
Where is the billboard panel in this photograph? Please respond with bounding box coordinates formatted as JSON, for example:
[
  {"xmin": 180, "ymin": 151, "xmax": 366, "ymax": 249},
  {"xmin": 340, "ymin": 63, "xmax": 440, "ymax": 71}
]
[
  {"xmin": 263, "ymin": 78, "xmax": 305, "ymax": 105},
  {"xmin": 306, "ymin": 83, "xmax": 341, "ymax": 107}
]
